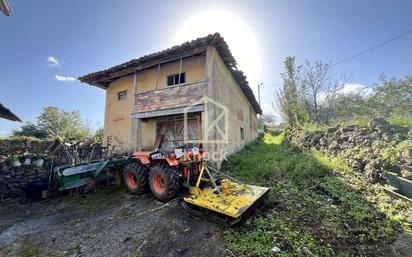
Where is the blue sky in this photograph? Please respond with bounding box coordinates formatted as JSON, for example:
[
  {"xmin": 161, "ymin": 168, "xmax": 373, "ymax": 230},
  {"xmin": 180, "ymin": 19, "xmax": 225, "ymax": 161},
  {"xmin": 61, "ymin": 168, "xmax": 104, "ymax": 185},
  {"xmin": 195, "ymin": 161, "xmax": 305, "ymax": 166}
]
[{"xmin": 1, "ymin": 0, "xmax": 412, "ymax": 136}]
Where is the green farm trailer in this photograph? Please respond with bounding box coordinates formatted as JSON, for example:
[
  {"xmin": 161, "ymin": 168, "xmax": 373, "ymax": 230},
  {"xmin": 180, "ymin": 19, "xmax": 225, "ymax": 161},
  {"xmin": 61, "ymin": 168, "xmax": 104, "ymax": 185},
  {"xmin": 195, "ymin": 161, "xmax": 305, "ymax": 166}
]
[{"xmin": 53, "ymin": 156, "xmax": 128, "ymax": 191}]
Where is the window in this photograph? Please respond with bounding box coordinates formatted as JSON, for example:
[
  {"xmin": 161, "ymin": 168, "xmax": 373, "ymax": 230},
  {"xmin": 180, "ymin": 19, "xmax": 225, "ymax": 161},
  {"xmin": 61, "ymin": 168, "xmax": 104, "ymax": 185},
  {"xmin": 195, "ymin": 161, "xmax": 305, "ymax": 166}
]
[
  {"xmin": 240, "ymin": 127, "xmax": 245, "ymax": 140},
  {"xmin": 117, "ymin": 90, "xmax": 127, "ymax": 101},
  {"xmin": 167, "ymin": 73, "xmax": 186, "ymax": 86}
]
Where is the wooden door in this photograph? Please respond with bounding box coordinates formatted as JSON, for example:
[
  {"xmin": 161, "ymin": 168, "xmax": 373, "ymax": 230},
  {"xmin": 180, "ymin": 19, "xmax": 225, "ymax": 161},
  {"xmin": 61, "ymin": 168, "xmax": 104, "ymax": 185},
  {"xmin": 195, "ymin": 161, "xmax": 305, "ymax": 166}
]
[{"xmin": 156, "ymin": 116, "xmax": 200, "ymax": 149}]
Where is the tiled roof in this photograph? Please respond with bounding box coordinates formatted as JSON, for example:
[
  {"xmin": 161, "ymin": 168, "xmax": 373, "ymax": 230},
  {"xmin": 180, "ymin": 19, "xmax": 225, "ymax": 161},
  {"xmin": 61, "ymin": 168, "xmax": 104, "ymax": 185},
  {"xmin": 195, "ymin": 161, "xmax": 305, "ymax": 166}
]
[{"xmin": 79, "ymin": 33, "xmax": 262, "ymax": 114}]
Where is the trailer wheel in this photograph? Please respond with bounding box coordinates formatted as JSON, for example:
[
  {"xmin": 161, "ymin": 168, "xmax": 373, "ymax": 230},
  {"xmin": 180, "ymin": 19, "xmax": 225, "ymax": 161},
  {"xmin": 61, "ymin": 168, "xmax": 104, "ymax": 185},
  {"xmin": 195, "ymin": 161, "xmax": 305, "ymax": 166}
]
[
  {"xmin": 123, "ymin": 163, "xmax": 148, "ymax": 194},
  {"xmin": 114, "ymin": 170, "xmax": 122, "ymax": 188},
  {"xmin": 149, "ymin": 163, "xmax": 180, "ymax": 202}
]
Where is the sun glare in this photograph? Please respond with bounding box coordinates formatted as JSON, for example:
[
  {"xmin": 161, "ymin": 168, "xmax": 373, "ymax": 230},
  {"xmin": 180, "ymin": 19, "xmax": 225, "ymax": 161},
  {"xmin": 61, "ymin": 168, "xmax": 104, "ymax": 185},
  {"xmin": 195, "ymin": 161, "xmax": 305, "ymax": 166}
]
[{"xmin": 173, "ymin": 10, "xmax": 261, "ymax": 90}]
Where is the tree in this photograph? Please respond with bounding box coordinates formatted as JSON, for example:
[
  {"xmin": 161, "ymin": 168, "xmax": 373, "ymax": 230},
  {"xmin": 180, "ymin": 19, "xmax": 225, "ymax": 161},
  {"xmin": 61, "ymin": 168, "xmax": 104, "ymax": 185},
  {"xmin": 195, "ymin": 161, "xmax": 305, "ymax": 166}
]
[
  {"xmin": 93, "ymin": 127, "xmax": 104, "ymax": 143},
  {"xmin": 368, "ymin": 75, "xmax": 412, "ymax": 117},
  {"xmin": 334, "ymin": 87, "xmax": 369, "ymax": 121},
  {"xmin": 11, "ymin": 122, "xmax": 48, "ymax": 139},
  {"xmin": 275, "ymin": 57, "xmax": 412, "ymax": 125},
  {"xmin": 320, "ymin": 78, "xmax": 348, "ymax": 124},
  {"xmin": 275, "ymin": 56, "xmax": 309, "ymax": 127},
  {"xmin": 303, "ymin": 60, "xmax": 330, "ymax": 123},
  {"xmin": 260, "ymin": 114, "xmax": 276, "ymax": 127},
  {"xmin": 12, "ymin": 106, "xmax": 91, "ymax": 140},
  {"xmin": 332, "ymin": 76, "xmax": 412, "ymax": 122},
  {"xmin": 36, "ymin": 106, "xmax": 90, "ymax": 140}
]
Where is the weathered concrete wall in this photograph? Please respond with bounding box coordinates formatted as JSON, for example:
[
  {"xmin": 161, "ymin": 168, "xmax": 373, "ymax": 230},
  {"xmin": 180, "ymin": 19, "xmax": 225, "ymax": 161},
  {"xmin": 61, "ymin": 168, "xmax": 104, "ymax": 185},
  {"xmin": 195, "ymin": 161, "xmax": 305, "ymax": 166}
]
[
  {"xmin": 204, "ymin": 47, "xmax": 259, "ymax": 166},
  {"xmin": 136, "ymin": 55, "xmax": 206, "ymax": 93},
  {"xmin": 141, "ymin": 120, "xmax": 156, "ymax": 150},
  {"xmin": 104, "ymin": 75, "xmax": 133, "ymax": 152},
  {"xmin": 103, "ymin": 50, "xmax": 260, "ymax": 159},
  {"xmin": 105, "ymin": 56, "xmax": 206, "ymax": 152}
]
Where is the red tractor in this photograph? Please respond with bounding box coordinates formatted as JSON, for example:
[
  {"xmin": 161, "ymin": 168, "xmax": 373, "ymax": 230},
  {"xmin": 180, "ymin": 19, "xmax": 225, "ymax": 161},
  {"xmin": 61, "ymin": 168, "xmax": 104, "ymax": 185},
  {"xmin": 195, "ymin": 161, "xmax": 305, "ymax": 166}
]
[
  {"xmin": 123, "ymin": 148, "xmax": 193, "ymax": 201},
  {"xmin": 122, "ymin": 147, "xmax": 269, "ymax": 225}
]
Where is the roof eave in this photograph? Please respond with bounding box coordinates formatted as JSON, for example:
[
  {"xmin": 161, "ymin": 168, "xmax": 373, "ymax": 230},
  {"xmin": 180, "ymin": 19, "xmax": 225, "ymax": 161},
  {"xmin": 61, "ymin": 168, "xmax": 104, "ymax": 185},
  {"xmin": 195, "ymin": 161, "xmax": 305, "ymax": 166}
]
[
  {"xmin": 0, "ymin": 0, "xmax": 12, "ymax": 16},
  {"xmin": 0, "ymin": 103, "xmax": 22, "ymax": 122},
  {"xmin": 79, "ymin": 33, "xmax": 262, "ymax": 113}
]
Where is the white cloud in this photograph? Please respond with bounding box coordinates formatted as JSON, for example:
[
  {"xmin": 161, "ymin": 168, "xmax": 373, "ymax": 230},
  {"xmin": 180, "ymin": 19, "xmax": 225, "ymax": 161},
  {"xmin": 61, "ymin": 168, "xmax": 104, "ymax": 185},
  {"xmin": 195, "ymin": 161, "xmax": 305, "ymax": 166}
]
[
  {"xmin": 47, "ymin": 56, "xmax": 61, "ymax": 67},
  {"xmin": 55, "ymin": 75, "xmax": 76, "ymax": 82},
  {"xmin": 261, "ymin": 102, "xmax": 274, "ymax": 114},
  {"xmin": 341, "ymin": 83, "xmax": 371, "ymax": 95},
  {"xmin": 316, "ymin": 83, "xmax": 371, "ymax": 104}
]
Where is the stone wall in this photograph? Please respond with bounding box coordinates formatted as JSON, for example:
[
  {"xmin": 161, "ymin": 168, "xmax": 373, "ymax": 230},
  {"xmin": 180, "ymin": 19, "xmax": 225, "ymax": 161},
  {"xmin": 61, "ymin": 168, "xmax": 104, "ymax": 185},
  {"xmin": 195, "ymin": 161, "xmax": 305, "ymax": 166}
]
[
  {"xmin": 0, "ymin": 138, "xmax": 104, "ymax": 198},
  {"xmin": 284, "ymin": 118, "xmax": 412, "ymax": 183},
  {"xmin": 0, "ymin": 159, "xmax": 50, "ymax": 196},
  {"xmin": 0, "ymin": 138, "xmax": 53, "ymax": 156},
  {"xmin": 0, "ymin": 138, "xmax": 53, "ymax": 198}
]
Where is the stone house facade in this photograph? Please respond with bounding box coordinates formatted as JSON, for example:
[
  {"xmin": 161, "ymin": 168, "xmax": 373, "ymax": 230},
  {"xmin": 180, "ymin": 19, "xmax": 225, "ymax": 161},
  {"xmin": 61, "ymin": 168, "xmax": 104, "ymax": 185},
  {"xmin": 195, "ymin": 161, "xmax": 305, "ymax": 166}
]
[{"xmin": 80, "ymin": 33, "xmax": 262, "ymax": 165}]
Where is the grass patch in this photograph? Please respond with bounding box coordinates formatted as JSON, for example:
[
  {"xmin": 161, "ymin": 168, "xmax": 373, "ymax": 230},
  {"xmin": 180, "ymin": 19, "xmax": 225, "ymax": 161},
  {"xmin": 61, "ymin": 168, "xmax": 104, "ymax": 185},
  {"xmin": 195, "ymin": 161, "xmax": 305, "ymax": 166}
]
[
  {"xmin": 17, "ymin": 244, "xmax": 43, "ymax": 257},
  {"xmin": 222, "ymin": 133, "xmax": 406, "ymax": 256},
  {"xmin": 388, "ymin": 114, "xmax": 412, "ymax": 128},
  {"xmin": 328, "ymin": 116, "xmax": 371, "ymax": 128},
  {"xmin": 73, "ymin": 186, "xmax": 126, "ymax": 212},
  {"xmin": 326, "ymin": 114, "xmax": 412, "ymax": 129},
  {"xmin": 2, "ymin": 237, "xmax": 64, "ymax": 257},
  {"xmin": 314, "ymin": 151, "xmax": 412, "ymax": 234}
]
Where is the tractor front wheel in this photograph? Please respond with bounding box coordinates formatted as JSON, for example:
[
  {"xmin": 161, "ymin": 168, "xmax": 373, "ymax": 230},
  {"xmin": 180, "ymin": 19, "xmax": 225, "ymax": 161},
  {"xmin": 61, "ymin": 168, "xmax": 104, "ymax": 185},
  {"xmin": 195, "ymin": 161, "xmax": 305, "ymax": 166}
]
[
  {"xmin": 149, "ymin": 164, "xmax": 180, "ymax": 202},
  {"xmin": 123, "ymin": 162, "xmax": 148, "ymax": 194}
]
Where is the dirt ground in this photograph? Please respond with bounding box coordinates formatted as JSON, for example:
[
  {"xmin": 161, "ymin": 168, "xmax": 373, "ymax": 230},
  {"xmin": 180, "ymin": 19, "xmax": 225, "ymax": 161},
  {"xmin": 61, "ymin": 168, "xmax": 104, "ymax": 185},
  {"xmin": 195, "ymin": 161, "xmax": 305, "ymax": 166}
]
[
  {"xmin": 0, "ymin": 188, "xmax": 224, "ymax": 257},
  {"xmin": 1, "ymin": 187, "xmax": 412, "ymax": 257}
]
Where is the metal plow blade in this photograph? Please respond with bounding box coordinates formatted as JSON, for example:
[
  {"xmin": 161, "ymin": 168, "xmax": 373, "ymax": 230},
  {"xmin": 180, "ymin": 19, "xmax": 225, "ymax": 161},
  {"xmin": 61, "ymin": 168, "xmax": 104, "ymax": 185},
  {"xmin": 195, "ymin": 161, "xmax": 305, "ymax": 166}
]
[{"xmin": 183, "ymin": 180, "xmax": 269, "ymax": 226}]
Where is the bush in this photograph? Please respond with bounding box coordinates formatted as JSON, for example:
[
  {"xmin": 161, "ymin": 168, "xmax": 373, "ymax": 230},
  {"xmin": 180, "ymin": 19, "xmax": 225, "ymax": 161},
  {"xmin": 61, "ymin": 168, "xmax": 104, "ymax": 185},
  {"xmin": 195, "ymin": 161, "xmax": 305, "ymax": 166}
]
[{"xmin": 222, "ymin": 134, "xmax": 401, "ymax": 256}]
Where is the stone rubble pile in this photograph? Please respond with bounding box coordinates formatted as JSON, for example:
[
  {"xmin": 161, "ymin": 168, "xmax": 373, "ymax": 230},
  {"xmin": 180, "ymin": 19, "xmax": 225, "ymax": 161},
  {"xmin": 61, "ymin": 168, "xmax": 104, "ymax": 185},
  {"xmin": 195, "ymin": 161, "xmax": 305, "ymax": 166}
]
[
  {"xmin": 0, "ymin": 158, "xmax": 49, "ymax": 195},
  {"xmin": 0, "ymin": 138, "xmax": 52, "ymax": 156},
  {"xmin": 0, "ymin": 137, "xmax": 106, "ymax": 198},
  {"xmin": 285, "ymin": 118, "xmax": 412, "ymax": 183},
  {"xmin": 0, "ymin": 138, "xmax": 52, "ymax": 196}
]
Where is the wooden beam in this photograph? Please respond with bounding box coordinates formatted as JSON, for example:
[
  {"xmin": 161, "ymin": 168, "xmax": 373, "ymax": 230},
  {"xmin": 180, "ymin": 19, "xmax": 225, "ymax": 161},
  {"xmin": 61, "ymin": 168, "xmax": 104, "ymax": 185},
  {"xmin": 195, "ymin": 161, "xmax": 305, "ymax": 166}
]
[
  {"xmin": 87, "ymin": 47, "xmax": 207, "ymax": 84},
  {"xmin": 155, "ymin": 63, "xmax": 160, "ymax": 90},
  {"xmin": 132, "ymin": 105, "xmax": 204, "ymax": 119},
  {"xmin": 178, "ymin": 57, "xmax": 183, "ymax": 85}
]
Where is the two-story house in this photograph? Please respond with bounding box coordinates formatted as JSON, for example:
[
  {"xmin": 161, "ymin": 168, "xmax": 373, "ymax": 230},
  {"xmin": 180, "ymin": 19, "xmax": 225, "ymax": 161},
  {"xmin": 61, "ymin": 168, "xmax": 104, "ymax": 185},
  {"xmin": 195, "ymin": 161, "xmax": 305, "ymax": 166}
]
[{"xmin": 79, "ymin": 33, "xmax": 262, "ymax": 165}]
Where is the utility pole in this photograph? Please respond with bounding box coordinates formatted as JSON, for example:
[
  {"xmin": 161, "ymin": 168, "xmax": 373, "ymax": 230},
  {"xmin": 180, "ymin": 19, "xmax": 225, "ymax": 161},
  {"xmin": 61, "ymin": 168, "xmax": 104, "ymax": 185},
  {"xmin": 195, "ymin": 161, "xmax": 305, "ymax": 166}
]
[
  {"xmin": 257, "ymin": 82, "xmax": 262, "ymax": 107},
  {"xmin": 257, "ymin": 82, "xmax": 263, "ymax": 129}
]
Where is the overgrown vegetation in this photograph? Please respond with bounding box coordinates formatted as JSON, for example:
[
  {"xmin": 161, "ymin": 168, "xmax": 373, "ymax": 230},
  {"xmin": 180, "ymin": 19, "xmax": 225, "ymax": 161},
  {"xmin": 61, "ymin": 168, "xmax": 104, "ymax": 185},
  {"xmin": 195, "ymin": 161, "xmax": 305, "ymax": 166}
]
[
  {"xmin": 314, "ymin": 151, "xmax": 412, "ymax": 233},
  {"xmin": 11, "ymin": 106, "xmax": 103, "ymax": 142},
  {"xmin": 274, "ymin": 56, "xmax": 412, "ymax": 128},
  {"xmin": 222, "ymin": 134, "xmax": 411, "ymax": 256}
]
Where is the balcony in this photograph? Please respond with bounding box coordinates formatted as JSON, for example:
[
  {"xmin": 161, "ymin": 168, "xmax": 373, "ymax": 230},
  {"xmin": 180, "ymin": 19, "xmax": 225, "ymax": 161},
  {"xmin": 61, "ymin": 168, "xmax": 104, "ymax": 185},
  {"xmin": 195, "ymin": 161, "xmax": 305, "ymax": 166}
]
[{"xmin": 133, "ymin": 80, "xmax": 207, "ymax": 118}]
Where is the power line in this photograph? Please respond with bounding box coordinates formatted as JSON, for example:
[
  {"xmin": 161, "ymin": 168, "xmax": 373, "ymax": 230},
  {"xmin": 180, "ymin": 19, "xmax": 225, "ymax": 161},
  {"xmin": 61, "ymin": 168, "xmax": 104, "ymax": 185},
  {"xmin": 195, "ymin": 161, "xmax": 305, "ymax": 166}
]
[{"xmin": 332, "ymin": 28, "xmax": 412, "ymax": 66}]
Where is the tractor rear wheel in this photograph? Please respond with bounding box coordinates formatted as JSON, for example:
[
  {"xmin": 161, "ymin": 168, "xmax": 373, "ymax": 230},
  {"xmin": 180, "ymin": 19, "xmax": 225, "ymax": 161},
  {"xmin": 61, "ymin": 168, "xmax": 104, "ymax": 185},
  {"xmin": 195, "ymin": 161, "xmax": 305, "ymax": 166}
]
[
  {"xmin": 123, "ymin": 162, "xmax": 148, "ymax": 195},
  {"xmin": 149, "ymin": 163, "xmax": 180, "ymax": 202}
]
